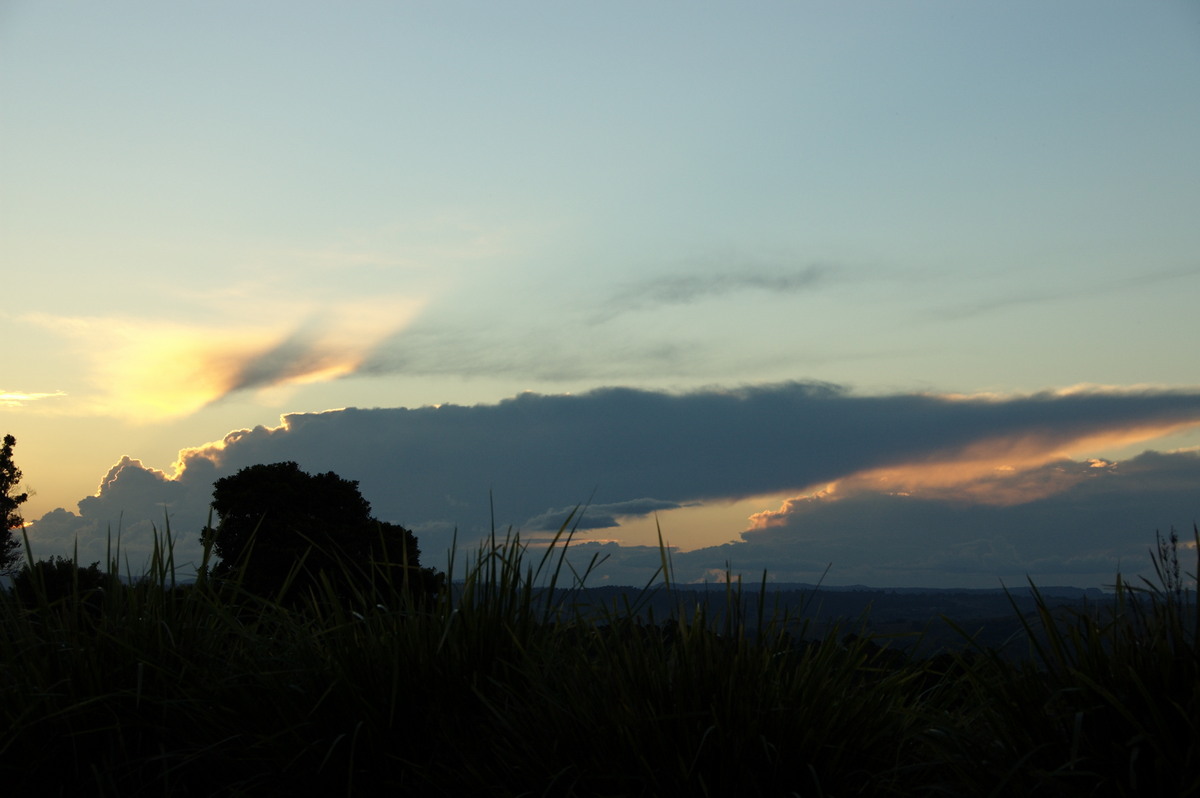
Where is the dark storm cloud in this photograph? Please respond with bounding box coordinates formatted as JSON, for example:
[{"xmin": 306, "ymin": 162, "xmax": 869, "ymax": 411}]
[
  {"xmin": 176, "ymin": 383, "xmax": 1200, "ymax": 539},
  {"xmin": 24, "ymin": 382, "xmax": 1200, "ymax": 584}
]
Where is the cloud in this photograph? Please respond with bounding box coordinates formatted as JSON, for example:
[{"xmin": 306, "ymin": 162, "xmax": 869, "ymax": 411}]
[
  {"xmin": 622, "ymin": 267, "xmax": 830, "ymax": 306},
  {"xmin": 935, "ymin": 266, "xmax": 1200, "ymax": 322},
  {"xmin": 361, "ymin": 325, "xmax": 698, "ymax": 383},
  {"xmin": 0, "ymin": 389, "xmax": 66, "ymax": 407},
  {"xmin": 24, "ymin": 456, "xmax": 217, "ymax": 573},
  {"xmin": 357, "ymin": 262, "xmax": 853, "ymax": 383},
  {"xmin": 214, "ymin": 315, "xmax": 388, "ymax": 398},
  {"xmin": 592, "ymin": 264, "xmax": 832, "ymax": 322},
  {"xmin": 709, "ymin": 449, "xmax": 1200, "ymax": 588},
  {"xmin": 525, "ymin": 499, "xmax": 691, "ymax": 531},
  {"xmin": 23, "ymin": 295, "xmax": 424, "ymax": 419},
  {"xmin": 23, "ymin": 381, "xmax": 1200, "ymax": 585}
]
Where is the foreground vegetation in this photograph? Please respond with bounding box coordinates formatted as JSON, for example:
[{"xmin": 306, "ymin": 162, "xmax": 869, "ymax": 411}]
[{"xmin": 2, "ymin": 522, "xmax": 1197, "ymax": 797}]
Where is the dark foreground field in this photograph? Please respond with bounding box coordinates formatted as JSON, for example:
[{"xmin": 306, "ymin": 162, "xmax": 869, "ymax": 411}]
[{"xmin": 2, "ymin": 529, "xmax": 1197, "ymax": 797}]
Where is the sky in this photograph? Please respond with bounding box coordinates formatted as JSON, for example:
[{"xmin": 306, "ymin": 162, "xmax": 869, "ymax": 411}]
[{"xmin": 3, "ymin": 1, "xmax": 1200, "ymax": 588}]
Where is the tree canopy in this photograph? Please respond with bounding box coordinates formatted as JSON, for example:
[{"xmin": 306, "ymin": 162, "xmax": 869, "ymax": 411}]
[
  {"xmin": 200, "ymin": 461, "xmax": 439, "ymax": 602},
  {"xmin": 1, "ymin": 434, "xmax": 28, "ymax": 573}
]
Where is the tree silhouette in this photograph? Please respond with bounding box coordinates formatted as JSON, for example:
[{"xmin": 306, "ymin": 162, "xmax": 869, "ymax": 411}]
[
  {"xmin": 200, "ymin": 462, "xmax": 440, "ymax": 603},
  {"xmin": 1, "ymin": 434, "xmax": 28, "ymax": 574},
  {"xmin": 10, "ymin": 556, "xmax": 112, "ymax": 611}
]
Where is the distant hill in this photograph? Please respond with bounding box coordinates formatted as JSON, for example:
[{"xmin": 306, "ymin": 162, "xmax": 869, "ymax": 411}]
[{"xmin": 548, "ymin": 583, "xmax": 1117, "ymax": 658}]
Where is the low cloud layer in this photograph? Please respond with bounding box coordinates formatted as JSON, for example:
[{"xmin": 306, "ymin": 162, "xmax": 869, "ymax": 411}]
[
  {"xmin": 683, "ymin": 450, "xmax": 1200, "ymax": 587},
  {"xmin": 24, "ymin": 382, "xmax": 1200, "ymax": 586}
]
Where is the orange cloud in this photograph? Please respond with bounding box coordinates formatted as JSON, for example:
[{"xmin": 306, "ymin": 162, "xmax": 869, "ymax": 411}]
[
  {"xmin": 748, "ymin": 490, "xmax": 835, "ymax": 530},
  {"xmin": 748, "ymin": 418, "xmax": 1200, "ymax": 530}
]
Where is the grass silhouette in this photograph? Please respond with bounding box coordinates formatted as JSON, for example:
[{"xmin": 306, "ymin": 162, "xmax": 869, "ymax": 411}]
[{"xmin": 1, "ymin": 516, "xmax": 1196, "ymax": 796}]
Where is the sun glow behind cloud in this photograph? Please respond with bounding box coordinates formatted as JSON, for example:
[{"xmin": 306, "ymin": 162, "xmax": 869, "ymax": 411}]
[{"xmin": 23, "ymin": 296, "xmax": 426, "ymax": 421}]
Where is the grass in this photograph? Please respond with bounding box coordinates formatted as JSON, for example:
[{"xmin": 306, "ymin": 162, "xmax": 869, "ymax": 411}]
[
  {"xmin": 922, "ymin": 526, "xmax": 1200, "ymax": 796},
  {"xmin": 1, "ymin": 518, "xmax": 1197, "ymax": 796}
]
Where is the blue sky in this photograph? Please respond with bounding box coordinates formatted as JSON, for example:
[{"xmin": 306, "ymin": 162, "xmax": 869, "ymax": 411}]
[{"xmin": 3, "ymin": 2, "xmax": 1200, "ymax": 586}]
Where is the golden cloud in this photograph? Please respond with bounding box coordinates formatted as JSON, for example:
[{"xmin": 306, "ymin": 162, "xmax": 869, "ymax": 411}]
[
  {"xmin": 24, "ymin": 295, "xmax": 425, "ymax": 421},
  {"xmin": 0, "ymin": 389, "xmax": 67, "ymax": 407}
]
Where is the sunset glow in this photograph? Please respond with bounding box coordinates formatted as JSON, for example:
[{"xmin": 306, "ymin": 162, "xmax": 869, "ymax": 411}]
[
  {"xmin": 21, "ymin": 295, "xmax": 425, "ymax": 421},
  {"xmin": 748, "ymin": 419, "xmax": 1200, "ymax": 531},
  {"xmin": 5, "ymin": 2, "xmax": 1199, "ymax": 588}
]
